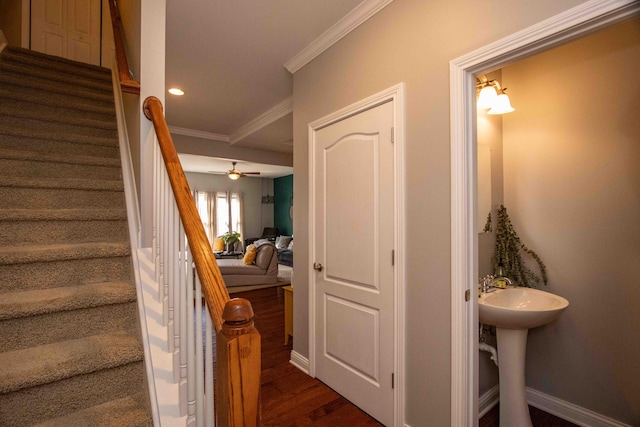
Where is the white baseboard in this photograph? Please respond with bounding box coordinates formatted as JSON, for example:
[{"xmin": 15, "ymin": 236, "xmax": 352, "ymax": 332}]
[
  {"xmin": 478, "ymin": 386, "xmax": 631, "ymax": 427},
  {"xmin": 289, "ymin": 350, "xmax": 310, "ymax": 374},
  {"xmin": 526, "ymin": 388, "xmax": 632, "ymax": 427},
  {"xmin": 479, "ymin": 385, "xmax": 500, "ymax": 418}
]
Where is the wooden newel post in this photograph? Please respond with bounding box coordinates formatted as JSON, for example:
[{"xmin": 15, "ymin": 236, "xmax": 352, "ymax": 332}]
[{"xmin": 216, "ymin": 298, "xmax": 261, "ymax": 427}]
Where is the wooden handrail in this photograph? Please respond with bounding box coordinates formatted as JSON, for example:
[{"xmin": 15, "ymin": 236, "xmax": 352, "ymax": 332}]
[
  {"xmin": 108, "ymin": 0, "xmax": 140, "ymax": 95},
  {"xmin": 143, "ymin": 96, "xmax": 229, "ymax": 330},
  {"xmin": 143, "ymin": 96, "xmax": 261, "ymax": 426}
]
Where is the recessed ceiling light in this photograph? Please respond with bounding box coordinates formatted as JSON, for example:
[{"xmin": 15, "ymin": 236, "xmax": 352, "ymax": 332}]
[{"xmin": 168, "ymin": 88, "xmax": 184, "ymax": 96}]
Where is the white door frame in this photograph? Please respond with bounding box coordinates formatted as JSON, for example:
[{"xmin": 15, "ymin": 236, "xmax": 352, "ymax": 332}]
[
  {"xmin": 449, "ymin": 1, "xmax": 640, "ymax": 425},
  {"xmin": 308, "ymin": 83, "xmax": 405, "ymax": 426}
]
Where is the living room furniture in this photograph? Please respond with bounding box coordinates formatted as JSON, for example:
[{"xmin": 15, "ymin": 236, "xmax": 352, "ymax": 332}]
[
  {"xmin": 260, "ymin": 227, "xmax": 279, "ymax": 242},
  {"xmin": 276, "ymin": 236, "xmax": 293, "ymax": 267},
  {"xmin": 216, "ymin": 242, "xmax": 279, "ymax": 288},
  {"xmin": 214, "ymin": 251, "xmax": 243, "ymax": 259},
  {"xmin": 283, "ymin": 285, "xmax": 293, "ymax": 345}
]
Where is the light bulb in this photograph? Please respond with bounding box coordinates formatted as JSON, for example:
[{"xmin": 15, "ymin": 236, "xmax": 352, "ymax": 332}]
[
  {"xmin": 488, "ymin": 93, "xmax": 515, "ymax": 115},
  {"xmin": 477, "ymin": 86, "xmax": 498, "ymax": 109}
]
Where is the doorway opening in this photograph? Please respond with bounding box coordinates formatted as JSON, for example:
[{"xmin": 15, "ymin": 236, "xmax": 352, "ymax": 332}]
[{"xmin": 449, "ymin": 1, "xmax": 640, "ymax": 425}]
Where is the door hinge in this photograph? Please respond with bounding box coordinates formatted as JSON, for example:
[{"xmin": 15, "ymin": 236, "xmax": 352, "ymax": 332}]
[
  {"xmin": 465, "ymin": 289, "xmax": 471, "ymax": 302},
  {"xmin": 392, "ymin": 373, "xmax": 395, "ymax": 389},
  {"xmin": 391, "ymin": 127, "xmax": 395, "ymax": 143},
  {"xmin": 391, "ymin": 250, "xmax": 395, "ymax": 266}
]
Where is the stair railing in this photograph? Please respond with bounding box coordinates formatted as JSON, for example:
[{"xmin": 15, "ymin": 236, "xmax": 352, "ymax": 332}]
[
  {"xmin": 143, "ymin": 97, "xmax": 261, "ymax": 426},
  {"xmin": 107, "ymin": 0, "xmax": 140, "ymax": 94}
]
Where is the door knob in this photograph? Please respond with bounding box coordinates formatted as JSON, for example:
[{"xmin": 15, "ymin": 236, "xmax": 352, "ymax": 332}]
[{"xmin": 313, "ymin": 262, "xmax": 323, "ymax": 272}]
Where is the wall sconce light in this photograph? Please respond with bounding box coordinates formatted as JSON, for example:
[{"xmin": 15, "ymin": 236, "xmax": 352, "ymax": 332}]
[{"xmin": 476, "ymin": 75, "xmax": 515, "ymax": 115}]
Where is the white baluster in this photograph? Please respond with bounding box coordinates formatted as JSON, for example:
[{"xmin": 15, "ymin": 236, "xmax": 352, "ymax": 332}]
[
  {"xmin": 173, "ymin": 220, "xmax": 184, "ymax": 382},
  {"xmin": 195, "ymin": 274, "xmax": 204, "ymax": 427},
  {"xmin": 186, "ymin": 246, "xmax": 196, "ymax": 426},
  {"xmin": 167, "ymin": 195, "xmax": 175, "ymax": 351},
  {"xmin": 158, "ymin": 168, "xmax": 165, "ymax": 302},
  {"xmin": 179, "ymin": 243, "xmax": 190, "ymax": 414},
  {"xmin": 162, "ymin": 170, "xmax": 169, "ymax": 326},
  {"xmin": 204, "ymin": 305, "xmax": 215, "ymax": 427},
  {"xmin": 152, "ymin": 142, "xmax": 158, "ymax": 263}
]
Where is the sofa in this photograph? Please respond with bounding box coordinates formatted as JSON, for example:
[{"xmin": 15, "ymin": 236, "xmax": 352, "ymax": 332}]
[
  {"xmin": 216, "ymin": 242, "xmax": 279, "ymax": 288},
  {"xmin": 275, "ymin": 235, "xmax": 293, "ymax": 267}
]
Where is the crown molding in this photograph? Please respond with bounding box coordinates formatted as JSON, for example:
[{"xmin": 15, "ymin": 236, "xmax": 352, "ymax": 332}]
[
  {"xmin": 169, "ymin": 126, "xmax": 230, "ymax": 142},
  {"xmin": 284, "ymin": 0, "xmax": 394, "ymax": 74},
  {"xmin": 229, "ymin": 97, "xmax": 293, "ymax": 144}
]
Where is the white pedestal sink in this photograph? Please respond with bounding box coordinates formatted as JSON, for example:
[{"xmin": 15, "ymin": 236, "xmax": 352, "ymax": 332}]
[{"xmin": 479, "ymin": 287, "xmax": 569, "ymax": 427}]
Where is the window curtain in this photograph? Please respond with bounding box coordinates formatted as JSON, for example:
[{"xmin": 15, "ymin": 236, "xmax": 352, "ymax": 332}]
[
  {"xmin": 237, "ymin": 192, "xmax": 245, "ymax": 251},
  {"xmin": 195, "ymin": 190, "xmax": 217, "ymax": 249},
  {"xmin": 195, "ymin": 190, "xmax": 244, "ymax": 251},
  {"xmin": 206, "ymin": 191, "xmax": 216, "ymax": 244}
]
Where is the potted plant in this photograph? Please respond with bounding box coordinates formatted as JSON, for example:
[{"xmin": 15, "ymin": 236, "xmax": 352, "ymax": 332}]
[
  {"xmin": 493, "ymin": 205, "xmax": 547, "ymax": 287},
  {"xmin": 221, "ymin": 231, "xmax": 241, "ymax": 252}
]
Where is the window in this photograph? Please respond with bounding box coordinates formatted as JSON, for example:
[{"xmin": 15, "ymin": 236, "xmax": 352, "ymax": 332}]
[{"xmin": 195, "ymin": 191, "xmax": 242, "ymax": 242}]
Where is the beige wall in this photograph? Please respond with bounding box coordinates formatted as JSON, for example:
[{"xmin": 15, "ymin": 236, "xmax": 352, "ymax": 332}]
[
  {"xmin": 292, "ymin": 0, "xmax": 588, "ymax": 424},
  {"xmin": 499, "ymin": 18, "xmax": 640, "ymax": 425}
]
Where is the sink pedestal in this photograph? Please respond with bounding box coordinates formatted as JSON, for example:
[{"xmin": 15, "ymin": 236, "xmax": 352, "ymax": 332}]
[{"xmin": 496, "ymin": 328, "xmax": 532, "ymax": 427}]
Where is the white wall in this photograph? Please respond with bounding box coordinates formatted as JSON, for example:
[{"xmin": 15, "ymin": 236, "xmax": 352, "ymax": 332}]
[
  {"xmin": 499, "ymin": 18, "xmax": 640, "ymax": 425},
  {"xmin": 184, "ymin": 173, "xmax": 274, "ymax": 241},
  {"xmin": 292, "ymin": 0, "xmax": 588, "ymax": 424}
]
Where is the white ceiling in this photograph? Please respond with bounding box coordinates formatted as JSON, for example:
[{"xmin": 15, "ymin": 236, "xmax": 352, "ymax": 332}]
[
  {"xmin": 165, "ymin": 0, "xmax": 366, "ymax": 166},
  {"xmin": 178, "ymin": 154, "xmax": 293, "ymax": 179}
]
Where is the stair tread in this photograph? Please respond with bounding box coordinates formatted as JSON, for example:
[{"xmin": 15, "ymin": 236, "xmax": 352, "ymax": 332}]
[
  {"xmin": 32, "ymin": 393, "xmax": 152, "ymax": 427},
  {"xmin": 0, "ymin": 331, "xmax": 143, "ymax": 394},
  {"xmin": 0, "ymin": 59, "xmax": 113, "ymax": 91},
  {"xmin": 2, "ymin": 47, "xmax": 112, "ymax": 82},
  {"xmin": 0, "ymin": 148, "xmax": 121, "ymax": 168},
  {"xmin": 0, "ymin": 100, "xmax": 117, "ymax": 131},
  {"xmin": 0, "ymin": 72, "xmax": 114, "ymax": 102},
  {"xmin": 0, "ymin": 242, "xmax": 130, "ymax": 266},
  {"xmin": 0, "ymin": 282, "xmax": 136, "ymax": 321},
  {"xmin": 0, "ymin": 175, "xmax": 124, "ymax": 191},
  {"xmin": 0, "ymin": 208, "xmax": 127, "ymax": 221}
]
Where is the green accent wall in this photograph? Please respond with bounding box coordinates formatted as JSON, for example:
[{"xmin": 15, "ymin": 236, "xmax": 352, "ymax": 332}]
[{"xmin": 274, "ymin": 174, "xmax": 293, "ymax": 236}]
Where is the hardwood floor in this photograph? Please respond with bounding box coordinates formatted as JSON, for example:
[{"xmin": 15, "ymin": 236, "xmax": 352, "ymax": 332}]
[
  {"xmin": 239, "ymin": 287, "xmax": 382, "ymax": 426},
  {"xmin": 480, "ymin": 405, "xmax": 579, "ymax": 427},
  {"xmin": 239, "ymin": 287, "xmax": 577, "ymax": 426}
]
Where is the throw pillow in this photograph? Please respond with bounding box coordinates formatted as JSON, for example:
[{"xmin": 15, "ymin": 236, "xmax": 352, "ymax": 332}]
[
  {"xmin": 276, "ymin": 235, "xmax": 292, "ymax": 249},
  {"xmin": 213, "ymin": 237, "xmax": 225, "ymax": 252},
  {"xmin": 253, "ymin": 239, "xmax": 271, "ymax": 248},
  {"xmin": 243, "ymin": 244, "xmax": 257, "ymax": 265},
  {"xmin": 287, "ymin": 240, "xmax": 294, "ymax": 250}
]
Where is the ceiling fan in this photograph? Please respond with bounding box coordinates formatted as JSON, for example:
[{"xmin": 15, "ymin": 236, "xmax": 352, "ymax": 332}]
[{"xmin": 217, "ymin": 162, "xmax": 261, "ymax": 180}]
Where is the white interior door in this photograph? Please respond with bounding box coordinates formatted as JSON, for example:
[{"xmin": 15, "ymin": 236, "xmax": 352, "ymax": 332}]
[
  {"xmin": 31, "ymin": 0, "xmax": 101, "ymax": 66},
  {"xmin": 313, "ymin": 101, "xmax": 395, "ymax": 425}
]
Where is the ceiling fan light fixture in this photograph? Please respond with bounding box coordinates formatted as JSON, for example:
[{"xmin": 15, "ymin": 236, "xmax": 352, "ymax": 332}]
[{"xmin": 228, "ymin": 171, "xmax": 241, "ymax": 180}]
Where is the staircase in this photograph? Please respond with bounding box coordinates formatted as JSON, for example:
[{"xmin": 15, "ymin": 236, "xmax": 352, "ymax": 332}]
[{"xmin": 0, "ymin": 47, "xmax": 151, "ymax": 426}]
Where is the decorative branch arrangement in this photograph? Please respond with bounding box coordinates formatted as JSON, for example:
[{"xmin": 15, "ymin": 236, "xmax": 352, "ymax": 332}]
[
  {"xmin": 493, "ymin": 205, "xmax": 548, "ymax": 287},
  {"xmin": 483, "ymin": 212, "xmax": 492, "ymax": 233}
]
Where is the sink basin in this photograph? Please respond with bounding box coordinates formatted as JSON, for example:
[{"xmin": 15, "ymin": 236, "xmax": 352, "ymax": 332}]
[{"xmin": 479, "ymin": 287, "xmax": 569, "ymax": 329}]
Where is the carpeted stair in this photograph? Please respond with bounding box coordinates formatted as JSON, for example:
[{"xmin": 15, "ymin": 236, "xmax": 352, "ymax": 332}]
[{"xmin": 0, "ymin": 46, "xmax": 151, "ymax": 426}]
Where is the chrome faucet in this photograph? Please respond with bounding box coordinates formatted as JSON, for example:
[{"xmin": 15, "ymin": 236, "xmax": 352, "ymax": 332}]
[
  {"xmin": 480, "ymin": 275, "xmax": 496, "ymax": 293},
  {"xmin": 491, "ymin": 276, "xmax": 513, "ymax": 287}
]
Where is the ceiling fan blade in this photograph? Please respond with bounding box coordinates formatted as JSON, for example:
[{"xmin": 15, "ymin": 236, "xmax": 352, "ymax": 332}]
[{"xmin": 242, "ymin": 172, "xmax": 261, "ymax": 175}]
